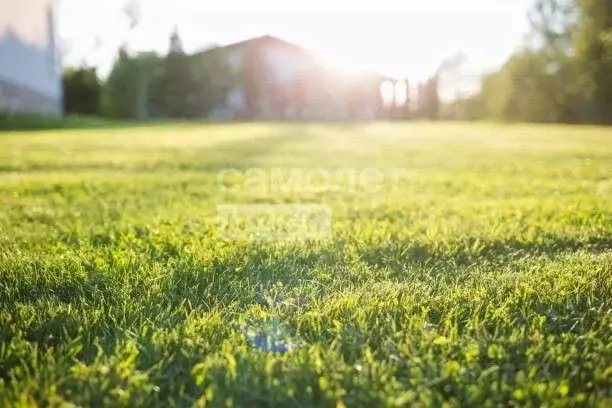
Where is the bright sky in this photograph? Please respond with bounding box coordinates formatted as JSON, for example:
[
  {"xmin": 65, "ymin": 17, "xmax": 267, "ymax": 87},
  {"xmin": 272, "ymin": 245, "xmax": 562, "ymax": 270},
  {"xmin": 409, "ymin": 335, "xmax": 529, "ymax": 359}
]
[{"xmin": 59, "ymin": 0, "xmax": 534, "ymax": 92}]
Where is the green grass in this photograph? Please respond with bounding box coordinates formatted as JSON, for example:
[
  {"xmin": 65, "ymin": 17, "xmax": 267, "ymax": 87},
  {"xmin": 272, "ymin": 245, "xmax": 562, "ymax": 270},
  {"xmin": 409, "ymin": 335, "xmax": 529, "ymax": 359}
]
[
  {"xmin": 0, "ymin": 123, "xmax": 610, "ymax": 407},
  {"xmin": 0, "ymin": 114, "xmax": 122, "ymax": 132}
]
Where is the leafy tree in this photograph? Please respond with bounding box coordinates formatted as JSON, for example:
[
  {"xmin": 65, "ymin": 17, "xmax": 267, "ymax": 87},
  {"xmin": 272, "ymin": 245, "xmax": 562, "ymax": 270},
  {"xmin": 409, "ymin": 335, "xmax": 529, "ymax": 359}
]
[
  {"xmin": 528, "ymin": 0, "xmax": 575, "ymax": 54},
  {"xmin": 456, "ymin": 0, "xmax": 612, "ymax": 124},
  {"xmin": 159, "ymin": 27, "xmax": 227, "ymax": 119},
  {"xmin": 528, "ymin": 0, "xmax": 584, "ymax": 123},
  {"xmin": 485, "ymin": 50, "xmax": 565, "ymax": 122},
  {"xmin": 101, "ymin": 32, "xmax": 227, "ymax": 120},
  {"xmin": 101, "ymin": 49, "xmax": 162, "ymax": 119},
  {"xmin": 101, "ymin": 48, "xmax": 139, "ymax": 119},
  {"xmin": 62, "ymin": 66, "xmax": 102, "ymax": 115},
  {"xmin": 162, "ymin": 28, "xmax": 197, "ymax": 118},
  {"xmin": 191, "ymin": 46, "xmax": 232, "ymax": 118},
  {"xmin": 573, "ymin": 0, "xmax": 612, "ymax": 123}
]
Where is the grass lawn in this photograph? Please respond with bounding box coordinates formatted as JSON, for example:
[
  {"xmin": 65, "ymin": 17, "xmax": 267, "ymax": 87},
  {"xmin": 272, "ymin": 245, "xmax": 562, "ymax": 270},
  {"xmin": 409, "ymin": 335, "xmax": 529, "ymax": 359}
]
[{"xmin": 0, "ymin": 122, "xmax": 611, "ymax": 407}]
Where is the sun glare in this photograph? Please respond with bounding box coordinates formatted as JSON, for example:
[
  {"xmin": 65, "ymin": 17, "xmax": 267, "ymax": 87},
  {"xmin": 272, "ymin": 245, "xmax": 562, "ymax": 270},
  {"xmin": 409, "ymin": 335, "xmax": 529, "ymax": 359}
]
[
  {"xmin": 394, "ymin": 81, "xmax": 407, "ymax": 105},
  {"xmin": 381, "ymin": 80, "xmax": 407, "ymax": 107},
  {"xmin": 315, "ymin": 53, "xmax": 364, "ymax": 78},
  {"xmin": 381, "ymin": 81, "xmax": 395, "ymax": 106}
]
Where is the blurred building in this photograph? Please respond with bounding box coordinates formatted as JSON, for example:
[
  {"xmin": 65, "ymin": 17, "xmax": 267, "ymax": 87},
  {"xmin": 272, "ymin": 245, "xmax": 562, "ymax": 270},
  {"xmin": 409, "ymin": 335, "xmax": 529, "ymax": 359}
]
[
  {"xmin": 0, "ymin": 0, "xmax": 62, "ymax": 115},
  {"xmin": 193, "ymin": 35, "xmax": 391, "ymax": 121}
]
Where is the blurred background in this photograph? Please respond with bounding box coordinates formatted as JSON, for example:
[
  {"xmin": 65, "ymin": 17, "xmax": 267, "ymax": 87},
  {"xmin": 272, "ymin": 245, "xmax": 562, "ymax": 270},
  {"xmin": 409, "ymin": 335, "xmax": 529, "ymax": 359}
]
[{"xmin": 1, "ymin": 0, "xmax": 611, "ymax": 124}]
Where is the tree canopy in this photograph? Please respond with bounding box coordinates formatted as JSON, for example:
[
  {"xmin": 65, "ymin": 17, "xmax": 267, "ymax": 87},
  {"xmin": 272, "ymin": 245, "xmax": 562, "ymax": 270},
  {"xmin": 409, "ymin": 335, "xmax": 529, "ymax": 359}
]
[{"xmin": 458, "ymin": 0, "xmax": 612, "ymax": 124}]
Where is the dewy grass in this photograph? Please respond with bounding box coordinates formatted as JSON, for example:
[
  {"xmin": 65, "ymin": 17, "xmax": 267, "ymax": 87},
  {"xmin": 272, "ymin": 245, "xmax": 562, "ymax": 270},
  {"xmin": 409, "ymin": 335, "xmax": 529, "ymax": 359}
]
[{"xmin": 0, "ymin": 123, "xmax": 611, "ymax": 407}]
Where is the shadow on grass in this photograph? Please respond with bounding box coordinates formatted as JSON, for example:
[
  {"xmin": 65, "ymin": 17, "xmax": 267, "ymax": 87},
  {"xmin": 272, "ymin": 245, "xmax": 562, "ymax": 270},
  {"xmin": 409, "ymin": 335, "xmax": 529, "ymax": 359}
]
[
  {"xmin": 356, "ymin": 234, "xmax": 612, "ymax": 273},
  {"xmin": 0, "ymin": 123, "xmax": 309, "ymax": 173},
  {"xmin": 1, "ymin": 231, "xmax": 609, "ymax": 406},
  {"xmin": 6, "ymin": 233, "xmax": 609, "ymax": 313},
  {"xmin": 0, "ymin": 114, "xmax": 341, "ymax": 133},
  {"xmin": 0, "ymin": 114, "xmax": 256, "ymax": 133},
  {"xmin": 0, "ymin": 114, "xmax": 132, "ymax": 132}
]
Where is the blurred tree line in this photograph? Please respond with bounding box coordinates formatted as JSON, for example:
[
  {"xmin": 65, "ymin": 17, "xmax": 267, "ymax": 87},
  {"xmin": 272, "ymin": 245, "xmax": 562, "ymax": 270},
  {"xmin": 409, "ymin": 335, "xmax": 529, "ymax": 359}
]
[
  {"xmin": 453, "ymin": 0, "xmax": 612, "ymax": 124},
  {"xmin": 62, "ymin": 67, "xmax": 102, "ymax": 115},
  {"xmin": 62, "ymin": 0, "xmax": 611, "ymax": 124},
  {"xmin": 62, "ymin": 29, "xmax": 226, "ymax": 119}
]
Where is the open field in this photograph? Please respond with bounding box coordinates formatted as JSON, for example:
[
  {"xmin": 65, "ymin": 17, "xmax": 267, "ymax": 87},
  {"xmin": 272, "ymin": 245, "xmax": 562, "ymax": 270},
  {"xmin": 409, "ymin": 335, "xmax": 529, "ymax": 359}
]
[{"xmin": 0, "ymin": 123, "xmax": 611, "ymax": 407}]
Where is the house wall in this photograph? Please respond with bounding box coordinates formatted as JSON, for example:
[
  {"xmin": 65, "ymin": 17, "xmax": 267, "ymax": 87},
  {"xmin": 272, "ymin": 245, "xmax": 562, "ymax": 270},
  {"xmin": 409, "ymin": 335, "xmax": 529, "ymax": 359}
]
[
  {"xmin": 258, "ymin": 42, "xmax": 382, "ymax": 121},
  {"xmin": 207, "ymin": 37, "xmax": 385, "ymax": 121},
  {"xmin": 0, "ymin": 0, "xmax": 62, "ymax": 115},
  {"xmin": 260, "ymin": 43, "xmax": 310, "ymax": 119}
]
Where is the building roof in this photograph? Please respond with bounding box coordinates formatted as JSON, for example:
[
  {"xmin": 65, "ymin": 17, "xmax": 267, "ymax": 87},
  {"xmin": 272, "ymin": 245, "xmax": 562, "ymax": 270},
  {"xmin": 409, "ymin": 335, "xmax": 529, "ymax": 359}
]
[
  {"xmin": 194, "ymin": 35, "xmax": 308, "ymax": 57},
  {"xmin": 193, "ymin": 35, "xmax": 396, "ymax": 82}
]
